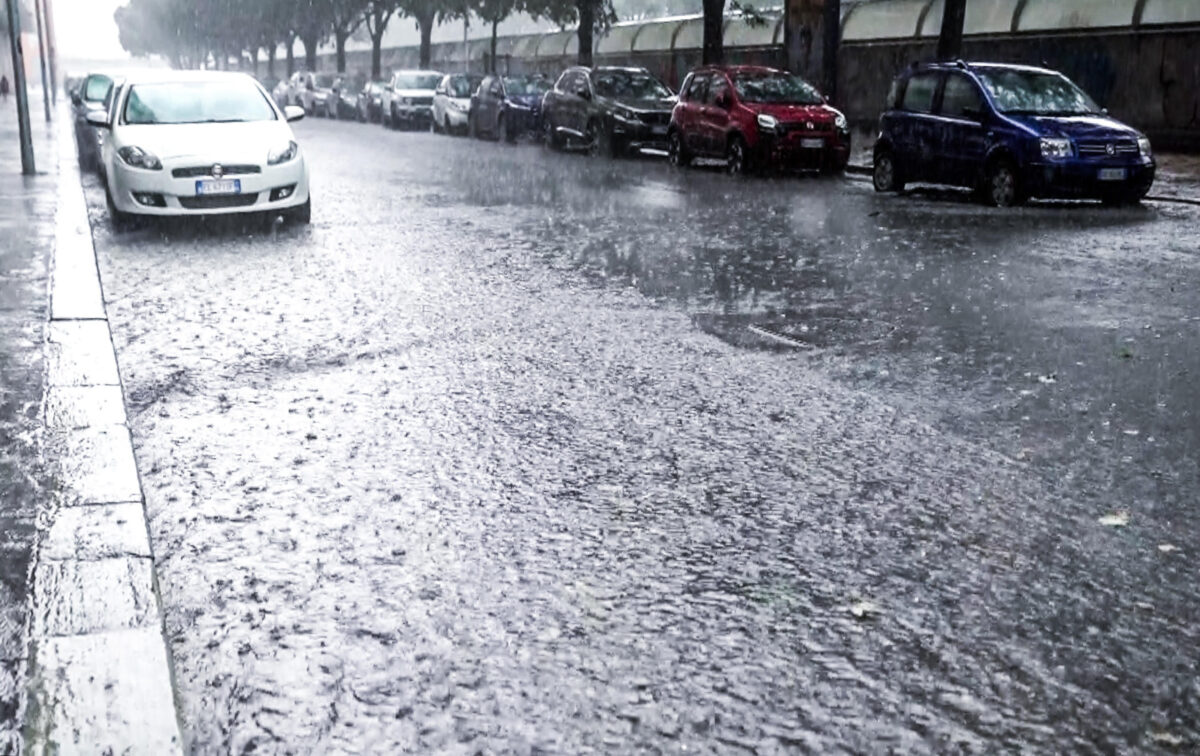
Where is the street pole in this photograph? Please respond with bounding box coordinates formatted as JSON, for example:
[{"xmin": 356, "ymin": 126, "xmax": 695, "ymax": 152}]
[
  {"xmin": 937, "ymin": 0, "xmax": 966, "ymax": 60},
  {"xmin": 33, "ymin": 0, "xmax": 50, "ymax": 121},
  {"xmin": 462, "ymin": 15, "xmax": 468, "ymax": 73},
  {"xmin": 821, "ymin": 0, "xmax": 839, "ymax": 101},
  {"xmin": 5, "ymin": 0, "xmax": 36, "ymax": 174},
  {"xmin": 41, "ymin": 0, "xmax": 54, "ymax": 102}
]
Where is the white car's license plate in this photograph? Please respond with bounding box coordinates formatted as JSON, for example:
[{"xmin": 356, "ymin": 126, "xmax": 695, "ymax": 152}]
[
  {"xmin": 195, "ymin": 179, "xmax": 241, "ymax": 196},
  {"xmin": 1098, "ymin": 168, "xmax": 1127, "ymax": 181},
  {"xmin": 800, "ymin": 138, "xmax": 825, "ymax": 149}
]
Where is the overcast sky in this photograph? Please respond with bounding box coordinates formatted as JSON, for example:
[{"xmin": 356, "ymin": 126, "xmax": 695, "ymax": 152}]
[{"xmin": 52, "ymin": 0, "xmax": 129, "ymax": 61}]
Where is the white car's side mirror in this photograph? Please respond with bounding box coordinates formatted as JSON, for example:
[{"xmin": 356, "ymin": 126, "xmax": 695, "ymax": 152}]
[
  {"xmin": 85, "ymin": 111, "xmax": 110, "ymax": 129},
  {"xmin": 284, "ymin": 105, "xmax": 305, "ymax": 122}
]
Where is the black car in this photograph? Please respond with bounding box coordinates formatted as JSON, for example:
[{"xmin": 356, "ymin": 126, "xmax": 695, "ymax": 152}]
[
  {"xmin": 540, "ymin": 66, "xmax": 675, "ymax": 157},
  {"xmin": 469, "ymin": 74, "xmax": 551, "ymax": 143},
  {"xmin": 71, "ymin": 72, "xmax": 115, "ymax": 171},
  {"xmin": 356, "ymin": 80, "xmax": 387, "ymax": 123}
]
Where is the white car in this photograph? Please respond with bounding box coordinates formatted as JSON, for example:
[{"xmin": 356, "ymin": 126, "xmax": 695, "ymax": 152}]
[
  {"xmin": 88, "ymin": 70, "xmax": 311, "ymax": 227},
  {"xmin": 432, "ymin": 73, "xmax": 481, "ymax": 135},
  {"xmin": 381, "ymin": 70, "xmax": 442, "ymax": 130}
]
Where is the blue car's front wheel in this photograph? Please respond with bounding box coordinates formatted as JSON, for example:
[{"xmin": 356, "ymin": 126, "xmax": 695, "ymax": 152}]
[{"xmin": 983, "ymin": 158, "xmax": 1025, "ymax": 208}]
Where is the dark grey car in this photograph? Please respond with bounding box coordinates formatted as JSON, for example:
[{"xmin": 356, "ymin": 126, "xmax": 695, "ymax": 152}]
[{"xmin": 540, "ymin": 66, "xmax": 675, "ymax": 158}]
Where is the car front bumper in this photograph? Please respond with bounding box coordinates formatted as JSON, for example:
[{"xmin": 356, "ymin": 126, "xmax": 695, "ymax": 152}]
[
  {"xmin": 394, "ymin": 106, "xmax": 433, "ymax": 122},
  {"xmin": 612, "ymin": 117, "xmax": 670, "ymax": 151},
  {"xmin": 444, "ymin": 107, "xmax": 470, "ymax": 127},
  {"xmin": 1024, "ymin": 157, "xmax": 1156, "ymax": 199},
  {"xmin": 108, "ymin": 155, "xmax": 310, "ymax": 216},
  {"xmin": 758, "ymin": 131, "xmax": 851, "ymax": 171}
]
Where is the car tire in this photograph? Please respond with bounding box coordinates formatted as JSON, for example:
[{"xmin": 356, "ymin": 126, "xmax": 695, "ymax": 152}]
[
  {"xmin": 499, "ymin": 115, "xmax": 516, "ymax": 145},
  {"xmin": 983, "ymin": 158, "xmax": 1025, "ymax": 207},
  {"xmin": 726, "ymin": 135, "xmax": 750, "ymax": 176},
  {"xmin": 668, "ymin": 130, "xmax": 691, "ymax": 168},
  {"xmin": 872, "ymin": 149, "xmax": 904, "ymax": 192},
  {"xmin": 105, "ymin": 187, "xmax": 136, "ymax": 233},
  {"xmin": 542, "ymin": 119, "xmax": 559, "ymax": 150},
  {"xmin": 290, "ymin": 198, "xmax": 312, "ymax": 225},
  {"xmin": 431, "ymin": 115, "xmax": 440, "ymax": 134},
  {"xmin": 469, "ymin": 112, "xmax": 479, "ymax": 140},
  {"xmin": 585, "ymin": 120, "xmax": 603, "ymax": 157},
  {"xmin": 445, "ymin": 115, "xmax": 455, "ymax": 136}
]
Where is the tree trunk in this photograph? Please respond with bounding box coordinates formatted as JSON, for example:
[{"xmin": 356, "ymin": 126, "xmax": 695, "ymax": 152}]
[
  {"xmin": 302, "ymin": 32, "xmax": 318, "ymax": 71},
  {"xmin": 821, "ymin": 0, "xmax": 839, "ymax": 99},
  {"xmin": 267, "ymin": 44, "xmax": 276, "ymax": 79},
  {"xmin": 418, "ymin": 14, "xmax": 433, "ymax": 69},
  {"xmin": 577, "ymin": 0, "xmax": 594, "ymax": 66},
  {"xmin": 286, "ymin": 35, "xmax": 296, "ymax": 76},
  {"xmin": 372, "ymin": 31, "xmax": 384, "ymax": 78},
  {"xmin": 490, "ymin": 19, "xmax": 498, "ymax": 74},
  {"xmin": 702, "ymin": 0, "xmax": 723, "ymax": 65},
  {"xmin": 937, "ymin": 0, "xmax": 966, "ymax": 60},
  {"xmin": 336, "ymin": 30, "xmax": 348, "ymax": 72}
]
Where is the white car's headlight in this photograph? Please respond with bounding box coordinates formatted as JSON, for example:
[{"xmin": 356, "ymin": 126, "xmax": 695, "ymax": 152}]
[
  {"xmin": 401, "ymin": 97, "xmax": 412, "ymax": 106},
  {"xmin": 756, "ymin": 113, "xmax": 779, "ymax": 132},
  {"xmin": 449, "ymin": 100, "xmax": 467, "ymax": 112},
  {"xmin": 268, "ymin": 140, "xmax": 299, "ymax": 166},
  {"xmin": 1138, "ymin": 136, "xmax": 1152, "ymax": 158},
  {"xmin": 116, "ymin": 146, "xmax": 162, "ymax": 170},
  {"xmin": 1040, "ymin": 137, "xmax": 1072, "ymax": 160},
  {"xmin": 833, "ymin": 111, "xmax": 848, "ymax": 131}
]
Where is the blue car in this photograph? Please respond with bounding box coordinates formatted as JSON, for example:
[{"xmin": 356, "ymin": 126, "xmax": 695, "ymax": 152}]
[{"xmin": 872, "ymin": 61, "xmax": 1155, "ymax": 206}]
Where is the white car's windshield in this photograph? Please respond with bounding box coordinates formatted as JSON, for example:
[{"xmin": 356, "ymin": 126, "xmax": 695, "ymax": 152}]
[{"xmin": 123, "ymin": 80, "xmax": 278, "ymax": 125}]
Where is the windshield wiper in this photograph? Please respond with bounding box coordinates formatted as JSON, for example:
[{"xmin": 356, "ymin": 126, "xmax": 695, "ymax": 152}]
[{"xmin": 195, "ymin": 118, "xmax": 250, "ymax": 124}]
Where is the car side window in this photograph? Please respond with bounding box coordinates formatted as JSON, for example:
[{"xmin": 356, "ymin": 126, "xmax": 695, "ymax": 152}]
[
  {"xmin": 490, "ymin": 78, "xmax": 503, "ymax": 97},
  {"xmin": 901, "ymin": 72, "xmax": 939, "ymax": 114},
  {"xmin": 685, "ymin": 73, "xmax": 710, "ymax": 104},
  {"xmin": 705, "ymin": 76, "xmax": 729, "ymax": 106},
  {"xmin": 554, "ymin": 71, "xmax": 571, "ymax": 93},
  {"xmin": 940, "ymin": 73, "xmax": 983, "ymax": 119}
]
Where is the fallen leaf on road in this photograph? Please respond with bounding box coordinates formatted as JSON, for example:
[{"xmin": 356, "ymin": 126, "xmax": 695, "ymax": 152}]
[
  {"xmin": 1158, "ymin": 543, "xmax": 1178, "ymax": 554},
  {"xmin": 1148, "ymin": 730, "xmax": 1184, "ymax": 748},
  {"xmin": 849, "ymin": 600, "xmax": 881, "ymax": 620}
]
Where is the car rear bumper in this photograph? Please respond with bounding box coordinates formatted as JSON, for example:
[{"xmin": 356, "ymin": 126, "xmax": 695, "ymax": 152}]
[
  {"xmin": 1023, "ymin": 158, "xmax": 1156, "ymax": 198},
  {"xmin": 108, "ymin": 157, "xmax": 310, "ymax": 216}
]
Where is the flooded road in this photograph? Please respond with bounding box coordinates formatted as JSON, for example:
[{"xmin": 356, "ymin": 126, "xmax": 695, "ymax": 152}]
[{"xmin": 83, "ymin": 118, "xmax": 1200, "ymax": 753}]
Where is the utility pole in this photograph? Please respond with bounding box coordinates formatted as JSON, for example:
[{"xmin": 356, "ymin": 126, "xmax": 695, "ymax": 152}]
[
  {"xmin": 34, "ymin": 0, "xmax": 50, "ymax": 121},
  {"xmin": 821, "ymin": 0, "xmax": 839, "ymax": 101},
  {"xmin": 42, "ymin": 0, "xmax": 54, "ymax": 102},
  {"xmin": 937, "ymin": 0, "xmax": 966, "ymax": 60},
  {"xmin": 5, "ymin": 0, "xmax": 36, "ymax": 174}
]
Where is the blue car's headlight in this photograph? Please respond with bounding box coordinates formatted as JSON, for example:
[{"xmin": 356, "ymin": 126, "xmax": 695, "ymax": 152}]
[
  {"xmin": 1040, "ymin": 137, "xmax": 1072, "ymax": 160},
  {"xmin": 1138, "ymin": 136, "xmax": 1152, "ymax": 158}
]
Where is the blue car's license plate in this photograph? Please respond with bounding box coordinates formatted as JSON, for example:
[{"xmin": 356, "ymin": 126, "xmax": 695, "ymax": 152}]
[
  {"xmin": 1098, "ymin": 168, "xmax": 1127, "ymax": 182},
  {"xmin": 195, "ymin": 179, "xmax": 241, "ymax": 196}
]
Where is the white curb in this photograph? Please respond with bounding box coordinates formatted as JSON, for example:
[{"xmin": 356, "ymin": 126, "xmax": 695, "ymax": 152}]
[{"xmin": 23, "ymin": 119, "xmax": 184, "ymax": 755}]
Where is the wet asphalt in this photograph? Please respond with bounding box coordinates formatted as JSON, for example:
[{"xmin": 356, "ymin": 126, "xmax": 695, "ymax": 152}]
[{"xmin": 79, "ymin": 116, "xmax": 1200, "ymax": 754}]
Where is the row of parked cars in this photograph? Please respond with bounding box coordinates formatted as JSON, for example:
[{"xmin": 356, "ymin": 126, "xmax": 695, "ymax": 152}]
[
  {"xmin": 317, "ymin": 59, "xmax": 1156, "ymax": 204},
  {"xmin": 70, "ymin": 57, "xmax": 1157, "ymax": 229}
]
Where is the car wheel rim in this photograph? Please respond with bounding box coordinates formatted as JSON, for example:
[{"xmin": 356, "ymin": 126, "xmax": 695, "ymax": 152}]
[
  {"xmin": 728, "ymin": 143, "xmax": 743, "ymax": 174},
  {"xmin": 669, "ymin": 135, "xmax": 680, "ymax": 165},
  {"xmin": 587, "ymin": 125, "xmax": 599, "ymax": 155},
  {"xmin": 875, "ymin": 157, "xmax": 893, "ymax": 190}
]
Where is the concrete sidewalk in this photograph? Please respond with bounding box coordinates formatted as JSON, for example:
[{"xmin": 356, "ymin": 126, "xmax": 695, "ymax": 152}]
[
  {"xmin": 0, "ymin": 104, "xmax": 182, "ymax": 754},
  {"xmin": 0, "ymin": 102, "xmax": 57, "ymax": 756}
]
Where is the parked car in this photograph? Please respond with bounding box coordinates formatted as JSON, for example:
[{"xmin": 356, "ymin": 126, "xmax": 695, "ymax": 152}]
[
  {"xmin": 271, "ymin": 77, "xmax": 290, "ymax": 109},
  {"xmin": 88, "ymin": 70, "xmax": 311, "ymax": 228},
  {"xmin": 872, "ymin": 61, "xmax": 1156, "ymax": 206},
  {"xmin": 71, "ymin": 72, "xmax": 116, "ymax": 171},
  {"xmin": 381, "ymin": 70, "xmax": 442, "ymax": 130},
  {"xmin": 541, "ymin": 66, "xmax": 675, "ymax": 157},
  {"xmin": 356, "ymin": 80, "xmax": 387, "ymax": 123},
  {"xmin": 308, "ymin": 73, "xmax": 338, "ymax": 117},
  {"xmin": 468, "ymin": 74, "xmax": 550, "ymax": 143},
  {"xmin": 668, "ymin": 65, "xmax": 849, "ymax": 175},
  {"xmin": 432, "ymin": 73, "xmax": 482, "ymax": 135},
  {"xmin": 282, "ymin": 71, "xmax": 330, "ymax": 114},
  {"xmin": 329, "ymin": 74, "xmax": 365, "ymax": 119}
]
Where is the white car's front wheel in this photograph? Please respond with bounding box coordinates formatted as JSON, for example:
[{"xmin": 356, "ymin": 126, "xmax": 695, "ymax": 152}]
[{"xmin": 290, "ymin": 197, "xmax": 311, "ymax": 225}]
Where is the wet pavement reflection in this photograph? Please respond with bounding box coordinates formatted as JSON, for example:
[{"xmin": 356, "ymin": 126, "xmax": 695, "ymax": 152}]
[{"xmin": 84, "ymin": 118, "xmax": 1200, "ymax": 753}]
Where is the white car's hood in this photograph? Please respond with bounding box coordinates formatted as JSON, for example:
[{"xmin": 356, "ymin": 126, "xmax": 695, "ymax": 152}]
[{"xmin": 115, "ymin": 120, "xmax": 296, "ymax": 163}]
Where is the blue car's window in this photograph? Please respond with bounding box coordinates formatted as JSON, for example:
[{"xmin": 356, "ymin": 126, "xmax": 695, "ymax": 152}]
[
  {"xmin": 976, "ymin": 69, "xmax": 1100, "ymax": 115},
  {"xmin": 940, "ymin": 73, "xmax": 983, "ymax": 118},
  {"xmin": 732, "ymin": 72, "xmax": 823, "ymax": 105},
  {"xmin": 901, "ymin": 72, "xmax": 939, "ymax": 113}
]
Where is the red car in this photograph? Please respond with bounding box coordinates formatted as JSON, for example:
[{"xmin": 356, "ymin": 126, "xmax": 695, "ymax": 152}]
[{"xmin": 668, "ymin": 65, "xmax": 850, "ymax": 175}]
